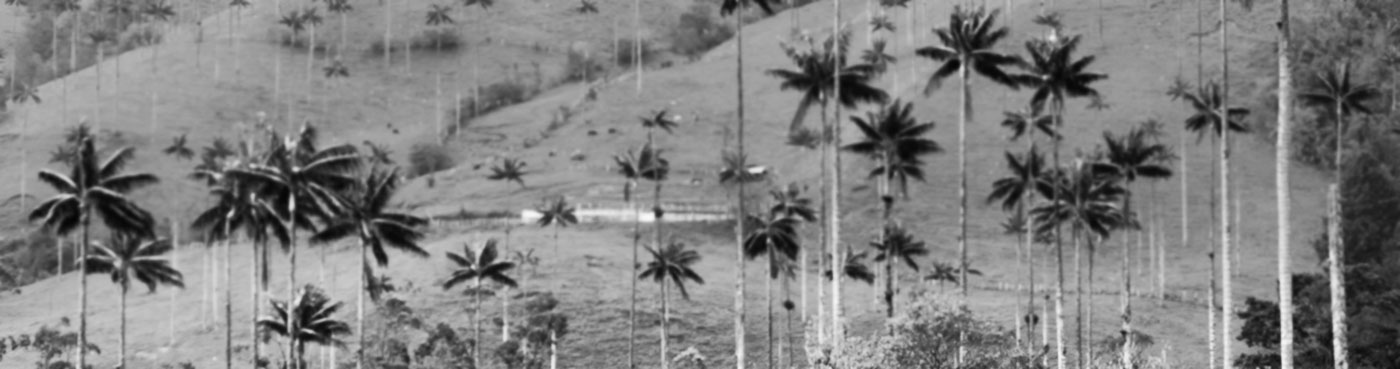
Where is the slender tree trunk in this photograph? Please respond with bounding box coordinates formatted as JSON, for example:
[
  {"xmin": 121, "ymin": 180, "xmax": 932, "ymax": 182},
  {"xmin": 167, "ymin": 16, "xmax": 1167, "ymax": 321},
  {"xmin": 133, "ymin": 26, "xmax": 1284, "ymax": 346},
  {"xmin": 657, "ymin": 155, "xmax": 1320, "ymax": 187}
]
[
  {"xmin": 79, "ymin": 211, "xmax": 90, "ymax": 369},
  {"xmin": 252, "ymin": 238, "xmax": 261, "ymax": 368},
  {"xmin": 660, "ymin": 277, "xmax": 669, "ymax": 369},
  {"xmin": 958, "ymin": 53, "xmax": 971, "ymax": 310},
  {"xmin": 1056, "ymin": 222, "xmax": 1071, "ymax": 369},
  {"xmin": 171, "ymin": 220, "xmax": 178, "ymax": 346},
  {"xmin": 1122, "ymin": 192, "xmax": 1135, "ymax": 368},
  {"xmin": 288, "ymin": 194, "xmax": 300, "ymax": 369},
  {"xmin": 630, "ymin": 180, "xmax": 640, "ymax": 369},
  {"xmin": 1219, "ymin": 0, "xmax": 1235, "ymax": 366},
  {"xmin": 226, "ymin": 230, "xmax": 234, "ymax": 369},
  {"xmin": 830, "ymin": 0, "xmax": 844, "ymax": 354},
  {"xmin": 733, "ymin": 14, "xmax": 749, "ymax": 369},
  {"xmin": 634, "ymin": 0, "xmax": 642, "ymax": 94},
  {"xmin": 384, "ymin": 0, "xmax": 392, "ymax": 68},
  {"xmin": 550, "ymin": 330, "xmax": 558, "ymax": 369},
  {"xmin": 475, "ymin": 277, "xmax": 481, "ymax": 369},
  {"xmin": 1086, "ymin": 235, "xmax": 1096, "ymax": 367},
  {"xmin": 120, "ymin": 287, "xmax": 127, "ymax": 369},
  {"xmin": 1075, "ymin": 226, "xmax": 1084, "ymax": 368},
  {"xmin": 1276, "ymin": 2, "xmax": 1295, "ymax": 367},
  {"xmin": 767, "ymin": 245, "xmax": 775, "ymax": 369},
  {"xmin": 1209, "ymin": 251, "xmax": 1217, "ymax": 369},
  {"xmin": 882, "ymin": 150, "xmax": 894, "ymax": 322},
  {"xmin": 358, "ymin": 238, "xmax": 368, "ymax": 369},
  {"xmin": 1328, "ymin": 184, "xmax": 1347, "ymax": 369}
]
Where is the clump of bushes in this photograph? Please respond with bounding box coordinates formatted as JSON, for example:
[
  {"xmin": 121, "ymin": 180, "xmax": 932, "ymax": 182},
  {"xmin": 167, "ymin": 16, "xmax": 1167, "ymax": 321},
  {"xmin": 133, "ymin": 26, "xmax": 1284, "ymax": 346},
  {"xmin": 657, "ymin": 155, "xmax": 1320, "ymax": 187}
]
[
  {"xmin": 408, "ymin": 143, "xmax": 455, "ymax": 177},
  {"xmin": 412, "ymin": 29, "xmax": 464, "ymax": 52},
  {"xmin": 613, "ymin": 38, "xmax": 656, "ymax": 67},
  {"xmin": 668, "ymin": 3, "xmax": 734, "ymax": 59},
  {"xmin": 448, "ymin": 81, "xmax": 536, "ymax": 133},
  {"xmin": 563, "ymin": 49, "xmax": 606, "ymax": 83}
]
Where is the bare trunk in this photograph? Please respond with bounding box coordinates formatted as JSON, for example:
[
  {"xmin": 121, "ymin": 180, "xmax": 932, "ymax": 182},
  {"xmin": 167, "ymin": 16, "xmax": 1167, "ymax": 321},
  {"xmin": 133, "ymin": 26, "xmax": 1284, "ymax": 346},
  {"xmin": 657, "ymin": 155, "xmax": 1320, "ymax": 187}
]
[
  {"xmin": 829, "ymin": 0, "xmax": 844, "ymax": 355},
  {"xmin": 252, "ymin": 238, "xmax": 261, "ymax": 367},
  {"xmin": 1219, "ymin": 0, "xmax": 1234, "ymax": 365},
  {"xmin": 120, "ymin": 288, "xmax": 127, "ymax": 369},
  {"xmin": 1056, "ymin": 223, "xmax": 1071, "ymax": 369},
  {"xmin": 475, "ymin": 277, "xmax": 481, "ymax": 369},
  {"xmin": 384, "ymin": 0, "xmax": 392, "ymax": 68},
  {"xmin": 958, "ymin": 54, "xmax": 971, "ymax": 309},
  {"xmin": 630, "ymin": 182, "xmax": 640, "ymax": 369},
  {"xmin": 1209, "ymin": 251, "xmax": 1218, "ymax": 369},
  {"xmin": 1122, "ymin": 193, "xmax": 1135, "ymax": 368},
  {"xmin": 634, "ymin": 0, "xmax": 642, "ymax": 94},
  {"xmin": 79, "ymin": 211, "xmax": 90, "ymax": 369},
  {"xmin": 1328, "ymin": 185, "xmax": 1347, "ymax": 369},
  {"xmin": 171, "ymin": 220, "xmax": 178, "ymax": 346},
  {"xmin": 1277, "ymin": 2, "xmax": 1296, "ymax": 367},
  {"xmin": 288, "ymin": 194, "xmax": 300, "ymax": 369},
  {"xmin": 358, "ymin": 238, "xmax": 368, "ymax": 369},
  {"xmin": 733, "ymin": 15, "xmax": 749, "ymax": 369},
  {"xmin": 660, "ymin": 277, "xmax": 670, "ymax": 369},
  {"xmin": 767, "ymin": 245, "xmax": 775, "ymax": 369},
  {"xmin": 226, "ymin": 234, "xmax": 233, "ymax": 369},
  {"xmin": 1086, "ymin": 236, "xmax": 1096, "ymax": 367}
]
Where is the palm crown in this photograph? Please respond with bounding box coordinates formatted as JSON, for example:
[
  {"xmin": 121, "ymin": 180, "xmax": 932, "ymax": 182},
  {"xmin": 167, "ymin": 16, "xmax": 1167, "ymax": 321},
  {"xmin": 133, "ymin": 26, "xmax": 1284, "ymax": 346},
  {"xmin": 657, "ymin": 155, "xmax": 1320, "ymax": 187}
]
[
  {"xmin": 536, "ymin": 196, "xmax": 579, "ymax": 229},
  {"xmin": 426, "ymin": 4, "xmax": 454, "ymax": 26},
  {"xmin": 1001, "ymin": 105, "xmax": 1060, "ymax": 141},
  {"xmin": 870, "ymin": 225, "xmax": 929, "ymax": 272},
  {"xmin": 257, "ymin": 285, "xmax": 352, "ymax": 348},
  {"xmin": 640, "ymin": 110, "xmax": 681, "ymax": 135},
  {"xmin": 443, "ymin": 239, "xmax": 519, "ymax": 291},
  {"xmin": 843, "ymin": 100, "xmax": 942, "ymax": 198},
  {"xmin": 768, "ymin": 183, "xmax": 817, "ymax": 222},
  {"xmin": 639, "ymin": 242, "xmax": 705, "ymax": 300},
  {"xmin": 1031, "ymin": 160, "xmax": 1126, "ymax": 240},
  {"xmin": 488, "ymin": 158, "xmax": 529, "ymax": 188},
  {"xmin": 768, "ymin": 30, "xmax": 890, "ymax": 134},
  {"xmin": 1182, "ymin": 81, "xmax": 1250, "ymax": 141},
  {"xmin": 987, "ymin": 147, "xmax": 1047, "ymax": 211},
  {"xmin": 163, "ymin": 134, "xmax": 195, "ymax": 160},
  {"xmin": 825, "ymin": 248, "xmax": 876, "ymax": 284},
  {"xmin": 916, "ymin": 6, "xmax": 1021, "ymax": 95},
  {"xmin": 719, "ymin": 0, "xmax": 775, "ymax": 16},
  {"xmin": 30, "ymin": 133, "xmax": 160, "ymax": 238},
  {"xmin": 1013, "ymin": 35, "xmax": 1107, "ymax": 113},
  {"xmin": 1298, "ymin": 63, "xmax": 1381, "ymax": 126},
  {"xmin": 311, "ymin": 168, "xmax": 428, "ymax": 267},
  {"xmin": 1100, "ymin": 127, "xmax": 1174, "ymax": 183},
  {"xmin": 743, "ymin": 213, "xmax": 801, "ymax": 264},
  {"xmin": 82, "ymin": 234, "xmax": 184, "ymax": 293},
  {"xmin": 227, "ymin": 125, "xmax": 363, "ymax": 226},
  {"xmin": 718, "ymin": 151, "xmax": 765, "ymax": 185}
]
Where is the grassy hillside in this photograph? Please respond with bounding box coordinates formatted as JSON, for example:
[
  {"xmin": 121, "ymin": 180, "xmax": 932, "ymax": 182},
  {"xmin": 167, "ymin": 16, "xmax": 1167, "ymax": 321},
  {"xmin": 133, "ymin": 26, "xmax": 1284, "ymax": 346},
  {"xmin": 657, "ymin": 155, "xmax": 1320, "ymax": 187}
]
[{"xmin": 0, "ymin": 0, "xmax": 1337, "ymax": 368}]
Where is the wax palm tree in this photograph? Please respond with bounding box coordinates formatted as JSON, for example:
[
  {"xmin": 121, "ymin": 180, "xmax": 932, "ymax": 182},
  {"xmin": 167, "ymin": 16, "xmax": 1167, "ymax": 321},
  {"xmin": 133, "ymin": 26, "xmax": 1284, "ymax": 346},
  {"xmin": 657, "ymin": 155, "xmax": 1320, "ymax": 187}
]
[
  {"xmin": 83, "ymin": 233, "xmax": 184, "ymax": 369},
  {"xmin": 870, "ymin": 224, "xmax": 928, "ymax": 319},
  {"xmin": 1099, "ymin": 126, "xmax": 1173, "ymax": 366},
  {"xmin": 536, "ymin": 196, "xmax": 579, "ymax": 255},
  {"xmin": 768, "ymin": 31, "xmax": 889, "ymax": 135},
  {"xmin": 258, "ymin": 285, "xmax": 352, "ymax": 369},
  {"xmin": 639, "ymin": 241, "xmax": 704, "ymax": 369},
  {"xmin": 718, "ymin": 151, "xmax": 766, "ymax": 186},
  {"xmin": 1002, "ymin": 106, "xmax": 1059, "ymax": 142},
  {"xmin": 192, "ymin": 169, "xmax": 278, "ymax": 369},
  {"xmin": 987, "ymin": 146, "xmax": 1046, "ymax": 345},
  {"xmin": 425, "ymin": 4, "xmax": 454, "ymax": 52},
  {"xmin": 862, "ymin": 40, "xmax": 897, "ymax": 77},
  {"xmin": 1276, "ymin": 3, "xmax": 1297, "ymax": 367},
  {"xmin": 1182, "ymin": 81, "xmax": 1249, "ymax": 142},
  {"xmin": 443, "ymin": 239, "xmax": 517, "ymax": 369},
  {"xmin": 326, "ymin": 0, "xmax": 352, "ymax": 59},
  {"xmin": 844, "ymin": 99, "xmax": 941, "ymax": 212},
  {"xmin": 743, "ymin": 212, "xmax": 800, "ymax": 369},
  {"xmin": 142, "ymin": 0, "xmax": 174, "ymax": 72},
  {"xmin": 769, "ymin": 183, "xmax": 817, "ymax": 222},
  {"xmin": 226, "ymin": 125, "xmax": 361, "ymax": 369},
  {"xmin": 916, "ymin": 5, "xmax": 1022, "ymax": 308},
  {"xmin": 1031, "ymin": 159, "xmax": 1125, "ymax": 369},
  {"xmin": 488, "ymin": 158, "xmax": 528, "ymax": 188},
  {"xmin": 639, "ymin": 109, "xmax": 680, "ymax": 147},
  {"xmin": 164, "ymin": 134, "xmax": 195, "ymax": 160},
  {"xmin": 29, "ymin": 132, "xmax": 159, "ymax": 369},
  {"xmin": 1299, "ymin": 62, "xmax": 1380, "ymax": 368},
  {"xmin": 924, "ymin": 260, "xmax": 982, "ymax": 292},
  {"xmin": 310, "ymin": 168, "xmax": 428, "ymax": 369},
  {"xmin": 614, "ymin": 143, "xmax": 667, "ymax": 369},
  {"xmin": 826, "ymin": 248, "xmax": 876, "ymax": 285}
]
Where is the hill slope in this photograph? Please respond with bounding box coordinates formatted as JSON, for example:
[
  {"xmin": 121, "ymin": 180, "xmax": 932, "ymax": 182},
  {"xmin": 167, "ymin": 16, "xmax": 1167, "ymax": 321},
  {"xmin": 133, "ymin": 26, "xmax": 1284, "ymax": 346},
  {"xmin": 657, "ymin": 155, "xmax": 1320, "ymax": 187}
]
[{"xmin": 0, "ymin": 0, "xmax": 1334, "ymax": 368}]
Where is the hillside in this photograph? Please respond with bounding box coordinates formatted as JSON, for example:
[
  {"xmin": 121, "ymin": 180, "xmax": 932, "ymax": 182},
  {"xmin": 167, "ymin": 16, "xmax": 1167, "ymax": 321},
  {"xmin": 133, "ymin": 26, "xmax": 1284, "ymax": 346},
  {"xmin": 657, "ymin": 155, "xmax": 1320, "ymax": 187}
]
[{"xmin": 0, "ymin": 0, "xmax": 1335, "ymax": 368}]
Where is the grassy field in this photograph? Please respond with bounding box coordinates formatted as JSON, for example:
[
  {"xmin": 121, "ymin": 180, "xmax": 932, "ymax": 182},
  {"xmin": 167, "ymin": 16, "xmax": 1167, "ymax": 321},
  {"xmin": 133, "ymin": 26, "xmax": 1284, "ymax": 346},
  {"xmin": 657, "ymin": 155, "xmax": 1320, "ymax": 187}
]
[{"xmin": 0, "ymin": 0, "xmax": 1335, "ymax": 368}]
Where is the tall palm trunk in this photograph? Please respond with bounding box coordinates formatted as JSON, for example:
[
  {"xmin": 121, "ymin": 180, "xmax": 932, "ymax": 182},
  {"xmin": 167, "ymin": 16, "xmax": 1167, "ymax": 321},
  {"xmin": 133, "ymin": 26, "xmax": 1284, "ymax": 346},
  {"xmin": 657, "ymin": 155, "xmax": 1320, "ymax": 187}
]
[
  {"xmin": 1328, "ymin": 184, "xmax": 1346, "ymax": 369},
  {"xmin": 287, "ymin": 193, "xmax": 300, "ymax": 369},
  {"xmin": 629, "ymin": 179, "xmax": 640, "ymax": 369},
  {"xmin": 733, "ymin": 13, "xmax": 749, "ymax": 369},
  {"xmin": 474, "ymin": 277, "xmax": 482, "ymax": 369},
  {"xmin": 1052, "ymin": 113, "xmax": 1066, "ymax": 369},
  {"xmin": 1218, "ymin": 0, "xmax": 1235, "ymax": 365},
  {"xmin": 171, "ymin": 220, "xmax": 179, "ymax": 346},
  {"xmin": 767, "ymin": 242, "xmax": 775, "ymax": 369},
  {"xmin": 1074, "ymin": 222, "xmax": 1084, "ymax": 368},
  {"xmin": 358, "ymin": 238, "xmax": 368, "ymax": 369},
  {"xmin": 252, "ymin": 238, "xmax": 261, "ymax": 367},
  {"xmin": 829, "ymin": 0, "xmax": 845, "ymax": 354},
  {"xmin": 1086, "ymin": 235, "xmax": 1097, "ymax": 367},
  {"xmin": 816, "ymin": 98, "xmax": 830, "ymax": 346},
  {"xmin": 1208, "ymin": 251, "xmax": 1217, "ymax": 369},
  {"xmin": 79, "ymin": 210, "xmax": 90, "ymax": 369},
  {"xmin": 120, "ymin": 287, "xmax": 127, "ymax": 369},
  {"xmin": 1121, "ymin": 191, "xmax": 1136, "ymax": 367},
  {"xmin": 1023, "ymin": 135, "xmax": 1038, "ymax": 351},
  {"xmin": 957, "ymin": 54, "xmax": 971, "ymax": 309},
  {"xmin": 384, "ymin": 0, "xmax": 392, "ymax": 68},
  {"xmin": 660, "ymin": 273, "xmax": 670, "ymax": 369},
  {"xmin": 226, "ymin": 223, "xmax": 234, "ymax": 369},
  {"xmin": 634, "ymin": 0, "xmax": 642, "ymax": 94},
  {"xmin": 1276, "ymin": 1, "xmax": 1295, "ymax": 367},
  {"xmin": 881, "ymin": 150, "xmax": 894, "ymax": 321}
]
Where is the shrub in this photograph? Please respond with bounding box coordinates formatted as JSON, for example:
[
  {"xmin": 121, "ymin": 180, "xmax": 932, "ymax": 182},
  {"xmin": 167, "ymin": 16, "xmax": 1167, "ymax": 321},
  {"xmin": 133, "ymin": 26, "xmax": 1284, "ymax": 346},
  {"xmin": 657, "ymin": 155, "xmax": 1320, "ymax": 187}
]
[
  {"xmin": 668, "ymin": 4, "xmax": 733, "ymax": 59},
  {"xmin": 411, "ymin": 29, "xmax": 463, "ymax": 52},
  {"xmin": 563, "ymin": 49, "xmax": 605, "ymax": 83},
  {"xmin": 120, "ymin": 23, "xmax": 164, "ymax": 49},
  {"xmin": 448, "ymin": 81, "xmax": 534, "ymax": 131},
  {"xmin": 414, "ymin": 323, "xmax": 475, "ymax": 369},
  {"xmin": 613, "ymin": 37, "xmax": 656, "ymax": 67},
  {"xmin": 408, "ymin": 143, "xmax": 455, "ymax": 176}
]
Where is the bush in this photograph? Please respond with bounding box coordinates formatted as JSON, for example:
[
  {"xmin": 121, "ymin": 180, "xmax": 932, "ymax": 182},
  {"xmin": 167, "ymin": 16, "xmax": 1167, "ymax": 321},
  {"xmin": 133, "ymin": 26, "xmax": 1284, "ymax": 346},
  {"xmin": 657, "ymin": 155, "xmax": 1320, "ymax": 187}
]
[
  {"xmin": 448, "ymin": 81, "xmax": 535, "ymax": 132},
  {"xmin": 408, "ymin": 143, "xmax": 455, "ymax": 176},
  {"xmin": 613, "ymin": 37, "xmax": 656, "ymax": 67},
  {"xmin": 563, "ymin": 49, "xmax": 605, "ymax": 83},
  {"xmin": 411, "ymin": 29, "xmax": 463, "ymax": 52},
  {"xmin": 668, "ymin": 4, "xmax": 733, "ymax": 59},
  {"xmin": 120, "ymin": 23, "xmax": 164, "ymax": 49}
]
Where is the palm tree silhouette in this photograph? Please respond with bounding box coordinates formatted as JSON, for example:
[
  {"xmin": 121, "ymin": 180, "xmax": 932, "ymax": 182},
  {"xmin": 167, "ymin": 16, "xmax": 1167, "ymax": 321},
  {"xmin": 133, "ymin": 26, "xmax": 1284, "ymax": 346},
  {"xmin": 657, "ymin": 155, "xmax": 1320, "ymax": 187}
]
[
  {"xmin": 488, "ymin": 158, "xmax": 528, "ymax": 188},
  {"xmin": 29, "ymin": 131, "xmax": 159, "ymax": 369},
  {"xmin": 614, "ymin": 144, "xmax": 667, "ymax": 368},
  {"xmin": 917, "ymin": 5, "xmax": 1021, "ymax": 310},
  {"xmin": 576, "ymin": 0, "xmax": 598, "ymax": 14},
  {"xmin": 869, "ymin": 224, "xmax": 928, "ymax": 319},
  {"xmin": 639, "ymin": 109, "xmax": 680, "ymax": 149},
  {"xmin": 311, "ymin": 168, "xmax": 428, "ymax": 369},
  {"xmin": 923, "ymin": 260, "xmax": 981, "ymax": 292},
  {"xmin": 1299, "ymin": 62, "xmax": 1380, "ymax": 365},
  {"xmin": 443, "ymin": 239, "xmax": 517, "ymax": 369},
  {"xmin": 844, "ymin": 99, "xmax": 941, "ymax": 209},
  {"xmin": 258, "ymin": 285, "xmax": 352, "ymax": 369},
  {"xmin": 718, "ymin": 151, "xmax": 766, "ymax": 187},
  {"xmin": 743, "ymin": 212, "xmax": 799, "ymax": 369},
  {"xmin": 164, "ymin": 134, "xmax": 195, "ymax": 160},
  {"xmin": 861, "ymin": 40, "xmax": 897, "ymax": 81},
  {"xmin": 326, "ymin": 0, "xmax": 353, "ymax": 59},
  {"xmin": 82, "ymin": 233, "xmax": 184, "ymax": 369},
  {"xmin": 1031, "ymin": 158, "xmax": 1125, "ymax": 368},
  {"xmin": 227, "ymin": 125, "xmax": 361, "ymax": 369},
  {"xmin": 769, "ymin": 183, "xmax": 817, "ymax": 223},
  {"xmin": 1183, "ymin": 81, "xmax": 1250, "ymax": 142},
  {"xmin": 536, "ymin": 196, "xmax": 579, "ymax": 255},
  {"xmin": 1100, "ymin": 125, "xmax": 1173, "ymax": 364},
  {"xmin": 425, "ymin": 4, "xmax": 455, "ymax": 52},
  {"xmin": 639, "ymin": 241, "xmax": 704, "ymax": 369},
  {"xmin": 142, "ymin": 0, "xmax": 175, "ymax": 72},
  {"xmin": 988, "ymin": 145, "xmax": 1047, "ymax": 344}
]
